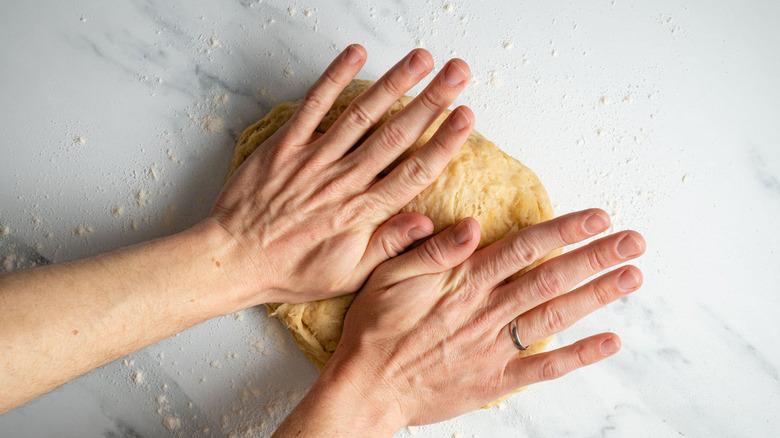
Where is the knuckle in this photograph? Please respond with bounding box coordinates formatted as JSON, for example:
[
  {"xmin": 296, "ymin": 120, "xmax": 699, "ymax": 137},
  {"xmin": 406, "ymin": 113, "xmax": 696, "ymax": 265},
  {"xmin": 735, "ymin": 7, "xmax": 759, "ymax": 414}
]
[
  {"xmin": 586, "ymin": 246, "xmax": 610, "ymax": 272},
  {"xmin": 322, "ymin": 67, "xmax": 341, "ymax": 86},
  {"xmin": 402, "ymin": 156, "xmax": 435, "ymax": 187},
  {"xmin": 556, "ymin": 218, "xmax": 580, "ymax": 244},
  {"xmin": 301, "ymin": 89, "xmax": 328, "ymax": 114},
  {"xmin": 542, "ymin": 303, "xmax": 567, "ymax": 334},
  {"xmin": 539, "ymin": 358, "xmax": 562, "ymax": 381},
  {"xmin": 535, "ymin": 268, "xmax": 562, "ymax": 299},
  {"xmin": 417, "ymin": 90, "xmax": 442, "ymax": 113},
  {"xmin": 508, "ymin": 238, "xmax": 540, "ymax": 268},
  {"xmin": 573, "ymin": 345, "xmax": 589, "ymax": 368},
  {"xmin": 420, "ymin": 238, "xmax": 449, "ymax": 269},
  {"xmin": 346, "ymin": 100, "xmax": 375, "ymax": 129},
  {"xmin": 379, "ymin": 123, "xmax": 409, "ymax": 150},
  {"xmin": 380, "ymin": 75, "xmax": 404, "ymax": 97},
  {"xmin": 590, "ymin": 280, "xmax": 614, "ymax": 307}
]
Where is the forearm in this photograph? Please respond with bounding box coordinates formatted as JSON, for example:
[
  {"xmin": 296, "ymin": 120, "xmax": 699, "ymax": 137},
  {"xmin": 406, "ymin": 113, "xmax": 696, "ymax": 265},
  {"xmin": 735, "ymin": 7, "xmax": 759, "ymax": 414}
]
[{"xmin": 0, "ymin": 221, "xmax": 261, "ymax": 414}]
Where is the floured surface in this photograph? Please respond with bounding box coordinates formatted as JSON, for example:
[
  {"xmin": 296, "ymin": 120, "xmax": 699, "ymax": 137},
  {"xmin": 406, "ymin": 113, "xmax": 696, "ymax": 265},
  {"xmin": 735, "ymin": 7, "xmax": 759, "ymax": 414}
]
[{"xmin": 230, "ymin": 80, "xmax": 556, "ymax": 406}]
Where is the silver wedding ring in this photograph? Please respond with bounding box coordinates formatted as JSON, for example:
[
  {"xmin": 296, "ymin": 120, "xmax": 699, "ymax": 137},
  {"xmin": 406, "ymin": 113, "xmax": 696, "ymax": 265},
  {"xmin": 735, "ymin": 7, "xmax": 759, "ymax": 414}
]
[{"xmin": 509, "ymin": 317, "xmax": 529, "ymax": 351}]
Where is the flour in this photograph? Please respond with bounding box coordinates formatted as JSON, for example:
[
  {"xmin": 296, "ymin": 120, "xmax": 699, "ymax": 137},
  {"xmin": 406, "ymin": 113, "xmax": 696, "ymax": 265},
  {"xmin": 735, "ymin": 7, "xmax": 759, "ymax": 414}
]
[
  {"xmin": 112, "ymin": 205, "xmax": 124, "ymax": 217},
  {"xmin": 74, "ymin": 136, "xmax": 86, "ymax": 145},
  {"xmin": 132, "ymin": 370, "xmax": 143, "ymax": 385},
  {"xmin": 136, "ymin": 189, "xmax": 149, "ymax": 207},
  {"xmin": 162, "ymin": 416, "xmax": 181, "ymax": 431},
  {"xmin": 149, "ymin": 164, "xmax": 160, "ymax": 181},
  {"xmin": 283, "ymin": 69, "xmax": 294, "ymax": 78},
  {"xmin": 503, "ymin": 41, "xmax": 514, "ymax": 50},
  {"xmin": 74, "ymin": 225, "xmax": 93, "ymax": 236},
  {"xmin": 2, "ymin": 254, "xmax": 17, "ymax": 271},
  {"xmin": 203, "ymin": 115, "xmax": 224, "ymax": 133},
  {"xmin": 488, "ymin": 70, "xmax": 501, "ymax": 87},
  {"xmin": 0, "ymin": 225, "xmax": 9, "ymax": 236}
]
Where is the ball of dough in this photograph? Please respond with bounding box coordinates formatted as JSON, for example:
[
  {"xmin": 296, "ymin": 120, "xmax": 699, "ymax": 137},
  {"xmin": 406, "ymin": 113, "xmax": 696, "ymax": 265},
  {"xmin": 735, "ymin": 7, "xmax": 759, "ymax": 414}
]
[{"xmin": 229, "ymin": 79, "xmax": 556, "ymax": 406}]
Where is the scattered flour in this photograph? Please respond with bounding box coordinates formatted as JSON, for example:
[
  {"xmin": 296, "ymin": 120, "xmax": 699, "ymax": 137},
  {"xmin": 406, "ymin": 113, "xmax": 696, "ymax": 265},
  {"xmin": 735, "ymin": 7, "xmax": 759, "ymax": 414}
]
[
  {"xmin": 503, "ymin": 41, "xmax": 514, "ymax": 50},
  {"xmin": 132, "ymin": 370, "xmax": 144, "ymax": 385},
  {"xmin": 156, "ymin": 395, "xmax": 167, "ymax": 404},
  {"xmin": 162, "ymin": 416, "xmax": 181, "ymax": 431},
  {"xmin": 600, "ymin": 96, "xmax": 610, "ymax": 106},
  {"xmin": 287, "ymin": 7, "xmax": 296, "ymax": 16},
  {"xmin": 0, "ymin": 225, "xmax": 9, "ymax": 236},
  {"xmin": 443, "ymin": 3, "xmax": 454, "ymax": 12},
  {"xmin": 74, "ymin": 136, "xmax": 86, "ymax": 145},
  {"xmin": 623, "ymin": 94, "xmax": 635, "ymax": 103},
  {"xmin": 112, "ymin": 205, "xmax": 124, "ymax": 217},
  {"xmin": 136, "ymin": 189, "xmax": 149, "ymax": 207},
  {"xmin": 2, "ymin": 254, "xmax": 17, "ymax": 271},
  {"xmin": 489, "ymin": 70, "xmax": 501, "ymax": 87},
  {"xmin": 202, "ymin": 115, "xmax": 224, "ymax": 133},
  {"xmin": 303, "ymin": 9, "xmax": 313, "ymax": 17},
  {"xmin": 149, "ymin": 164, "xmax": 160, "ymax": 181},
  {"xmin": 210, "ymin": 361, "xmax": 221, "ymax": 368},
  {"xmin": 74, "ymin": 225, "xmax": 93, "ymax": 236}
]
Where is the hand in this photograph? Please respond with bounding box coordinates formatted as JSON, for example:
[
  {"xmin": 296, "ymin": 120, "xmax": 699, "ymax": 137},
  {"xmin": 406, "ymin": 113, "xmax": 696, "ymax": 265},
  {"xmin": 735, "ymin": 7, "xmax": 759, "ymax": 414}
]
[
  {"xmin": 323, "ymin": 209, "xmax": 645, "ymax": 430},
  {"xmin": 206, "ymin": 44, "xmax": 474, "ymax": 305}
]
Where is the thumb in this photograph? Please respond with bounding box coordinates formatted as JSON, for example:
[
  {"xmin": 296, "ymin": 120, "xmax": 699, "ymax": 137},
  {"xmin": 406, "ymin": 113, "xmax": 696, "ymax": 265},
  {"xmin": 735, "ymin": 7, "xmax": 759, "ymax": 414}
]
[
  {"xmin": 373, "ymin": 217, "xmax": 482, "ymax": 286},
  {"xmin": 356, "ymin": 212, "xmax": 435, "ymax": 278}
]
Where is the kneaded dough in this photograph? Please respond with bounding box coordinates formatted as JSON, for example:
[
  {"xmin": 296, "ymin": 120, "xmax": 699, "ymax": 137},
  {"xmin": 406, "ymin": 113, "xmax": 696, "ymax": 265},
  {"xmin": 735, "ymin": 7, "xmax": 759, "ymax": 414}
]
[{"xmin": 229, "ymin": 79, "xmax": 556, "ymax": 405}]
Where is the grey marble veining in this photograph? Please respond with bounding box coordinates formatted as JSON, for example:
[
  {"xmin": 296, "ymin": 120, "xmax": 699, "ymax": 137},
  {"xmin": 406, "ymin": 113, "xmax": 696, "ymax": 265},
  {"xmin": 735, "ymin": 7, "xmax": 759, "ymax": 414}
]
[{"xmin": 1, "ymin": 0, "xmax": 780, "ymax": 437}]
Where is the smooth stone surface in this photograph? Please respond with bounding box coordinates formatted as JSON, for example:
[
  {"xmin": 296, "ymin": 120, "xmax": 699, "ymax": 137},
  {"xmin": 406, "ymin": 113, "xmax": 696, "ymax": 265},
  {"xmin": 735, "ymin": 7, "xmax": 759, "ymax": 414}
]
[{"xmin": 1, "ymin": 0, "xmax": 779, "ymax": 437}]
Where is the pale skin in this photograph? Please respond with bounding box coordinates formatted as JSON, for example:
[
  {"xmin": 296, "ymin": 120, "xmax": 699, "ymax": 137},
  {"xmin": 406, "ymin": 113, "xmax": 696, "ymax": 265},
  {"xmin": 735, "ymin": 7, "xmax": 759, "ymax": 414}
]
[{"xmin": 0, "ymin": 44, "xmax": 646, "ymax": 435}]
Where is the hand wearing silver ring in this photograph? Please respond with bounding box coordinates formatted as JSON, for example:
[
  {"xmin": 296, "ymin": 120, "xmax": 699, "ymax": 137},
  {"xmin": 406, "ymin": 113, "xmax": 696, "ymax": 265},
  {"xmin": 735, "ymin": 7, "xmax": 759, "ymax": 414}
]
[
  {"xmin": 509, "ymin": 317, "xmax": 530, "ymax": 351},
  {"xmin": 275, "ymin": 208, "xmax": 645, "ymax": 434}
]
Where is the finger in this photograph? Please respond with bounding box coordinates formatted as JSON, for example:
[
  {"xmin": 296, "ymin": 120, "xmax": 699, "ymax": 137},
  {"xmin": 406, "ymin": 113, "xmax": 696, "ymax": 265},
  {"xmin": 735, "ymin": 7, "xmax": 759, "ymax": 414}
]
[
  {"xmin": 503, "ymin": 333, "xmax": 620, "ymax": 391},
  {"xmin": 344, "ymin": 59, "xmax": 471, "ymax": 180},
  {"xmin": 371, "ymin": 218, "xmax": 481, "ymax": 286},
  {"xmin": 465, "ymin": 209, "xmax": 612, "ymax": 288},
  {"xmin": 282, "ymin": 44, "xmax": 367, "ymax": 144},
  {"xmin": 356, "ymin": 212, "xmax": 435, "ymax": 276},
  {"xmin": 497, "ymin": 266, "xmax": 642, "ymax": 357},
  {"xmin": 319, "ymin": 49, "xmax": 434, "ymax": 157},
  {"xmin": 367, "ymin": 106, "xmax": 474, "ymax": 213},
  {"xmin": 489, "ymin": 230, "xmax": 646, "ymax": 324}
]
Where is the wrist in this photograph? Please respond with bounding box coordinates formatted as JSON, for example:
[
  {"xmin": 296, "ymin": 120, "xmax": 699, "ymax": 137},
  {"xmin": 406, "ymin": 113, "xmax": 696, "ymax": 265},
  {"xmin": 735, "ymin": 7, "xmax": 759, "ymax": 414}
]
[
  {"xmin": 276, "ymin": 357, "xmax": 406, "ymax": 438},
  {"xmin": 318, "ymin": 346, "xmax": 408, "ymax": 434},
  {"xmin": 175, "ymin": 220, "xmax": 273, "ymax": 316}
]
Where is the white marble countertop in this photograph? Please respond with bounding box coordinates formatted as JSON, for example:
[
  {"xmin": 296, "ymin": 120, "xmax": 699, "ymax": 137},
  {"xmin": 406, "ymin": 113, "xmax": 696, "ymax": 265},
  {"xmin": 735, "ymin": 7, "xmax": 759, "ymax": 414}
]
[{"xmin": 1, "ymin": 1, "xmax": 779, "ymax": 437}]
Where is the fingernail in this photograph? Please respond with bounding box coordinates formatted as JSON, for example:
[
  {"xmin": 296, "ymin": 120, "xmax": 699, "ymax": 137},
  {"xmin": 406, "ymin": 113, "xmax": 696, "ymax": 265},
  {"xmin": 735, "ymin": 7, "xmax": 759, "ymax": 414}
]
[
  {"xmin": 450, "ymin": 109, "xmax": 470, "ymax": 131},
  {"xmin": 407, "ymin": 226, "xmax": 432, "ymax": 241},
  {"xmin": 344, "ymin": 45, "xmax": 362, "ymax": 65},
  {"xmin": 600, "ymin": 338, "xmax": 619, "ymax": 355},
  {"xmin": 452, "ymin": 219, "xmax": 472, "ymax": 245},
  {"xmin": 442, "ymin": 61, "xmax": 467, "ymax": 86},
  {"xmin": 408, "ymin": 52, "xmax": 430, "ymax": 76},
  {"xmin": 583, "ymin": 213, "xmax": 608, "ymax": 234},
  {"xmin": 616, "ymin": 234, "xmax": 642, "ymax": 258},
  {"xmin": 617, "ymin": 268, "xmax": 640, "ymax": 291}
]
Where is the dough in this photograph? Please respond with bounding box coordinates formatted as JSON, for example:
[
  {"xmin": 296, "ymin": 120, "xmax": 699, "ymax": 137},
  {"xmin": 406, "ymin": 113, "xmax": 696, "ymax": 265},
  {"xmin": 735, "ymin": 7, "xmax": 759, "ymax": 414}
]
[{"xmin": 229, "ymin": 79, "xmax": 556, "ymax": 406}]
